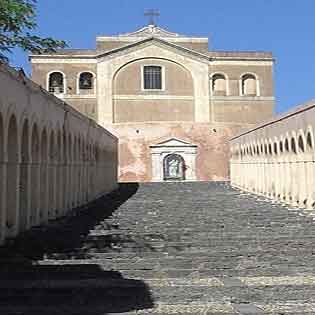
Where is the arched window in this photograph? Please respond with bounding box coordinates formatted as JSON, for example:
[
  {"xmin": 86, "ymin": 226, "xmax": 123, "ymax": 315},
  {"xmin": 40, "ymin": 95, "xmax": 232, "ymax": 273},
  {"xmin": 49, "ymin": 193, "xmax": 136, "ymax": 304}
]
[
  {"xmin": 48, "ymin": 72, "xmax": 64, "ymax": 94},
  {"xmin": 212, "ymin": 74, "xmax": 227, "ymax": 96},
  {"xmin": 79, "ymin": 72, "xmax": 94, "ymax": 91},
  {"xmin": 241, "ymin": 74, "xmax": 257, "ymax": 96}
]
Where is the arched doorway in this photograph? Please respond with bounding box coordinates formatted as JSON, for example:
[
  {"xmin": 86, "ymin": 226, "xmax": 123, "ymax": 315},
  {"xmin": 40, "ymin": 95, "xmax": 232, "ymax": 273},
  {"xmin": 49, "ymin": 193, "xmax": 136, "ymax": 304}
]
[{"xmin": 163, "ymin": 154, "xmax": 185, "ymax": 181}]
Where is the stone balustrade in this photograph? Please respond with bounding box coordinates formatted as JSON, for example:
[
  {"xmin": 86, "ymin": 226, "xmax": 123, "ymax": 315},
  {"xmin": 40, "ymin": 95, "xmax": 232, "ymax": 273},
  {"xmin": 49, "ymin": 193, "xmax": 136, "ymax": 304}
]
[
  {"xmin": 0, "ymin": 63, "xmax": 118, "ymax": 245},
  {"xmin": 230, "ymin": 100, "xmax": 315, "ymax": 209}
]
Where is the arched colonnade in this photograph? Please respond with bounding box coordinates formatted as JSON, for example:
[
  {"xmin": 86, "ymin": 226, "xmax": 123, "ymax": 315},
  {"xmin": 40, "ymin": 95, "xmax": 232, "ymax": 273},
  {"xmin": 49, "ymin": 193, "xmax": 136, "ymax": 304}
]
[
  {"xmin": 0, "ymin": 64, "xmax": 118, "ymax": 245},
  {"xmin": 230, "ymin": 102, "xmax": 315, "ymax": 209}
]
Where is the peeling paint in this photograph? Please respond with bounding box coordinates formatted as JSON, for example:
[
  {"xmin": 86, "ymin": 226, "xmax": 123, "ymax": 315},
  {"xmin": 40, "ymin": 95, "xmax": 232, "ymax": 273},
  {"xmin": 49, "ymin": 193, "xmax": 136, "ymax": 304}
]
[{"xmin": 105, "ymin": 122, "xmax": 251, "ymax": 182}]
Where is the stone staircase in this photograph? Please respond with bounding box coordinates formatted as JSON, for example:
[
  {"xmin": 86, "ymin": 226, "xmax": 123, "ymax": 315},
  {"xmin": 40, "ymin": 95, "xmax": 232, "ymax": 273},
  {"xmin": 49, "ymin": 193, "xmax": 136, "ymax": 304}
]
[{"xmin": 1, "ymin": 182, "xmax": 315, "ymax": 314}]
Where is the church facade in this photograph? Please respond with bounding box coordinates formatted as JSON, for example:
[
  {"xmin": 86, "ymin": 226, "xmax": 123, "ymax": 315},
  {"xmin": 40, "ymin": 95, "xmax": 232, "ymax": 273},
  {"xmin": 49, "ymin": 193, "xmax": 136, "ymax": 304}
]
[{"xmin": 30, "ymin": 24, "xmax": 275, "ymax": 182}]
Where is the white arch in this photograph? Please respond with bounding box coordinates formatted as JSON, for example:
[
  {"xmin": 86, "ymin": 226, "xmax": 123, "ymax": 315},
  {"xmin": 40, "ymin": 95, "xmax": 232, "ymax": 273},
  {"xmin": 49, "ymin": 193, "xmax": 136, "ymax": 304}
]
[
  {"xmin": 98, "ymin": 43, "xmax": 209, "ymax": 124},
  {"xmin": 76, "ymin": 71, "xmax": 96, "ymax": 95},
  {"xmin": 209, "ymin": 72, "xmax": 230, "ymax": 96},
  {"xmin": 239, "ymin": 72, "xmax": 260, "ymax": 97},
  {"xmin": 46, "ymin": 70, "xmax": 67, "ymax": 96}
]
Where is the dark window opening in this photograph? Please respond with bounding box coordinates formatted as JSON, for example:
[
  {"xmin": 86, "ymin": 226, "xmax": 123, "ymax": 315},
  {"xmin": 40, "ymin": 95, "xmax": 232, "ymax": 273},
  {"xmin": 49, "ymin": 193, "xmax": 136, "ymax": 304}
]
[
  {"xmin": 79, "ymin": 72, "xmax": 93, "ymax": 90},
  {"xmin": 49, "ymin": 72, "xmax": 64, "ymax": 94},
  {"xmin": 143, "ymin": 66, "xmax": 162, "ymax": 90}
]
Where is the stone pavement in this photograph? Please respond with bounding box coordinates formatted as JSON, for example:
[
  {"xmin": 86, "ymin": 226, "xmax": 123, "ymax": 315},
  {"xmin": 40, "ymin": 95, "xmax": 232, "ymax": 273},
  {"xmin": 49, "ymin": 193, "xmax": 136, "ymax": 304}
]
[{"xmin": 1, "ymin": 182, "xmax": 315, "ymax": 314}]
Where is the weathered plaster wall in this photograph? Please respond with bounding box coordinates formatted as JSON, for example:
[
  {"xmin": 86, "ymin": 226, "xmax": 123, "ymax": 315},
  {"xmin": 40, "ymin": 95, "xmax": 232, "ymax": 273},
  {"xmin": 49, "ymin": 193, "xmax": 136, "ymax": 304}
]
[
  {"xmin": 113, "ymin": 100, "xmax": 194, "ymax": 123},
  {"xmin": 212, "ymin": 99, "xmax": 274, "ymax": 124},
  {"xmin": 31, "ymin": 62, "xmax": 97, "ymax": 95},
  {"xmin": 29, "ymin": 26, "xmax": 275, "ymax": 184},
  {"xmin": 104, "ymin": 122, "xmax": 251, "ymax": 182}
]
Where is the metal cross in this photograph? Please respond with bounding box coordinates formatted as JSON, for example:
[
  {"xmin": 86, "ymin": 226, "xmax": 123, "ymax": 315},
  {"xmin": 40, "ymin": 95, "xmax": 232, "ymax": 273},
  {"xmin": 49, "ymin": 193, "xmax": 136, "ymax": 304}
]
[{"xmin": 144, "ymin": 9, "xmax": 160, "ymax": 25}]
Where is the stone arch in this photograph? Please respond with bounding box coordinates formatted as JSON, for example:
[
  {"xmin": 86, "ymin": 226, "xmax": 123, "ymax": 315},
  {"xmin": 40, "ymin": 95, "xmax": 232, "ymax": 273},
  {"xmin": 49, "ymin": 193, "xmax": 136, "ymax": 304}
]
[
  {"xmin": 40, "ymin": 128, "xmax": 48, "ymax": 222},
  {"xmin": 306, "ymin": 128, "xmax": 314, "ymax": 150},
  {"xmin": 273, "ymin": 141, "xmax": 278, "ymax": 155},
  {"xmin": 291, "ymin": 136, "xmax": 297, "ymax": 154},
  {"xmin": 113, "ymin": 57, "xmax": 194, "ymax": 86},
  {"xmin": 48, "ymin": 130, "xmax": 55, "ymax": 219},
  {"xmin": 211, "ymin": 72, "xmax": 228, "ymax": 96},
  {"xmin": 80, "ymin": 136, "xmax": 86, "ymax": 203},
  {"xmin": 56, "ymin": 129, "xmax": 62, "ymax": 213},
  {"xmin": 256, "ymin": 143, "xmax": 260, "ymax": 156},
  {"xmin": 68, "ymin": 133, "xmax": 73, "ymax": 208},
  {"xmin": 47, "ymin": 71, "xmax": 66, "ymax": 94},
  {"xmin": 77, "ymin": 135, "xmax": 82, "ymax": 206},
  {"xmin": 268, "ymin": 141, "xmax": 273, "ymax": 155},
  {"xmin": 112, "ymin": 57, "xmax": 195, "ymax": 123},
  {"xmin": 77, "ymin": 71, "xmax": 96, "ymax": 94},
  {"xmin": 19, "ymin": 119, "xmax": 30, "ymax": 231},
  {"xmin": 298, "ymin": 133, "xmax": 306, "ymax": 153},
  {"xmin": 6, "ymin": 114, "xmax": 19, "ymax": 235},
  {"xmin": 73, "ymin": 135, "xmax": 78, "ymax": 207},
  {"xmin": 98, "ymin": 40, "xmax": 212, "ymax": 126},
  {"xmin": 285, "ymin": 137, "xmax": 290, "ymax": 152},
  {"xmin": 88, "ymin": 141, "xmax": 95, "ymax": 200},
  {"xmin": 279, "ymin": 139, "xmax": 284, "ymax": 153},
  {"xmin": 62, "ymin": 129, "xmax": 67, "ymax": 212},
  {"xmin": 30, "ymin": 123, "xmax": 40, "ymax": 226},
  {"xmin": 304, "ymin": 127, "xmax": 315, "ymax": 208},
  {"xmin": 264, "ymin": 142, "xmax": 268, "ymax": 156},
  {"xmin": 240, "ymin": 72, "xmax": 260, "ymax": 96}
]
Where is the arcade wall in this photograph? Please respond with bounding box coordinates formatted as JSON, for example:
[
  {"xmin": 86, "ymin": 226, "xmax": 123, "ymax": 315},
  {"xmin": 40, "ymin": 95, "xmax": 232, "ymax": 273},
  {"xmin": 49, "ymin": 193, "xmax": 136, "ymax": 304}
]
[
  {"xmin": 0, "ymin": 63, "xmax": 118, "ymax": 245},
  {"xmin": 230, "ymin": 100, "xmax": 315, "ymax": 209}
]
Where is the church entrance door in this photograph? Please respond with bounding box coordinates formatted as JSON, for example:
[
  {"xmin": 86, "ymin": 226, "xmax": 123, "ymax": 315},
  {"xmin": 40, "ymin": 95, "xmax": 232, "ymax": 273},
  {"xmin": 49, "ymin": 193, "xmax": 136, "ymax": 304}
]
[{"xmin": 163, "ymin": 154, "xmax": 185, "ymax": 181}]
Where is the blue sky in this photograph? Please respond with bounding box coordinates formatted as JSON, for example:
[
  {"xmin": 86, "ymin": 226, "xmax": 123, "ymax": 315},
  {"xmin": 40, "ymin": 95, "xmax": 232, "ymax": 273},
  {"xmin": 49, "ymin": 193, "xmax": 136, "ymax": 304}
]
[{"xmin": 9, "ymin": 0, "xmax": 315, "ymax": 113}]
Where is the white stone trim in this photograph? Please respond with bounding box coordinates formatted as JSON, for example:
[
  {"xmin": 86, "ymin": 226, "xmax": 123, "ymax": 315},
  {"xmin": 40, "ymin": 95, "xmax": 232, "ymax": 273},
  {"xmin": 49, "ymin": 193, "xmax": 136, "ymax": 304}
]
[
  {"xmin": 113, "ymin": 94, "xmax": 194, "ymax": 100},
  {"xmin": 46, "ymin": 70, "xmax": 67, "ymax": 97},
  {"xmin": 63, "ymin": 95, "xmax": 97, "ymax": 99},
  {"xmin": 76, "ymin": 71, "xmax": 97, "ymax": 95},
  {"xmin": 31, "ymin": 59, "xmax": 97, "ymax": 64},
  {"xmin": 140, "ymin": 64, "xmax": 165, "ymax": 92},
  {"xmin": 239, "ymin": 72, "xmax": 260, "ymax": 97},
  {"xmin": 96, "ymin": 36, "xmax": 209, "ymax": 43},
  {"xmin": 150, "ymin": 138, "xmax": 197, "ymax": 182},
  {"xmin": 209, "ymin": 72, "xmax": 230, "ymax": 97},
  {"xmin": 211, "ymin": 60, "xmax": 273, "ymax": 66},
  {"xmin": 97, "ymin": 44, "xmax": 210, "ymax": 124},
  {"xmin": 211, "ymin": 96, "xmax": 274, "ymax": 101}
]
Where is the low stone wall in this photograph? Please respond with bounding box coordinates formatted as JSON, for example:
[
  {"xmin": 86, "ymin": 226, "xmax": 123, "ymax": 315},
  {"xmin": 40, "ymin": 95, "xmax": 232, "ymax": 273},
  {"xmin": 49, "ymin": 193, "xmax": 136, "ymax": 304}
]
[
  {"xmin": 0, "ymin": 63, "xmax": 118, "ymax": 245},
  {"xmin": 230, "ymin": 100, "xmax": 315, "ymax": 208}
]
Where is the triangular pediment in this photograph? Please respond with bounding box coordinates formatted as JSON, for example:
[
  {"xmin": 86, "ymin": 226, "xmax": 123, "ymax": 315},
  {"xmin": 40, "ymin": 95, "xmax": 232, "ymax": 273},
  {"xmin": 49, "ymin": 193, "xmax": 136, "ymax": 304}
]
[
  {"xmin": 96, "ymin": 37, "xmax": 209, "ymax": 61},
  {"xmin": 150, "ymin": 137, "xmax": 197, "ymax": 148},
  {"xmin": 117, "ymin": 25, "xmax": 186, "ymax": 38}
]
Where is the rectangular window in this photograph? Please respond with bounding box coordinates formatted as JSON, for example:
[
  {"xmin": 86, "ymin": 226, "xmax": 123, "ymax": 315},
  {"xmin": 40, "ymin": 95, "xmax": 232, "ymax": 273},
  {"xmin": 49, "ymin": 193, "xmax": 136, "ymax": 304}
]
[{"xmin": 143, "ymin": 66, "xmax": 162, "ymax": 90}]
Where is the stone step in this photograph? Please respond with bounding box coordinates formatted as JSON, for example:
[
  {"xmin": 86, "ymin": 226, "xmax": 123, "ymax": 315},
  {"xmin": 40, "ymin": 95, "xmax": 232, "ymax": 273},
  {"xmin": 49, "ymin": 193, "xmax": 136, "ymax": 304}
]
[
  {"xmin": 2, "ymin": 182, "xmax": 315, "ymax": 313},
  {"xmin": 36, "ymin": 246, "xmax": 315, "ymax": 261},
  {"xmin": 37, "ymin": 260, "xmax": 315, "ymax": 272}
]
